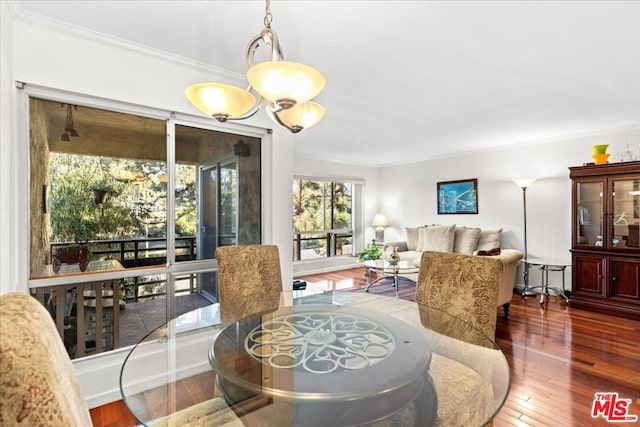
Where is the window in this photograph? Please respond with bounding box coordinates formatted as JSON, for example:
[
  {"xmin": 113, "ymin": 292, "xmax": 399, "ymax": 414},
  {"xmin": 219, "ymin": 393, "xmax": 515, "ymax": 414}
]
[
  {"xmin": 292, "ymin": 178, "xmax": 353, "ymax": 260},
  {"xmin": 28, "ymin": 95, "xmax": 263, "ymax": 359}
]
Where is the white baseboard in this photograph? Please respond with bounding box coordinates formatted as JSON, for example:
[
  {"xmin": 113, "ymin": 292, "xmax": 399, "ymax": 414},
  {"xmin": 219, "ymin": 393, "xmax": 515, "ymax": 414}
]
[{"xmin": 293, "ymin": 257, "xmax": 360, "ymax": 277}]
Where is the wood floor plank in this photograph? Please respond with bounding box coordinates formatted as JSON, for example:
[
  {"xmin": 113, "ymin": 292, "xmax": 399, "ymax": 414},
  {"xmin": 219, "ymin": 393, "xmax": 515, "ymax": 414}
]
[{"xmin": 90, "ymin": 267, "xmax": 640, "ymax": 426}]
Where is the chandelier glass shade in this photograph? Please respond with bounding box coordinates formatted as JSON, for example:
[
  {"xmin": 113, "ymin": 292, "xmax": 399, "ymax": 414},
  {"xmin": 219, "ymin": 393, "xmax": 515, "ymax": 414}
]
[
  {"xmin": 269, "ymin": 100, "xmax": 325, "ymax": 133},
  {"xmin": 247, "ymin": 61, "xmax": 326, "ymax": 108},
  {"xmin": 184, "ymin": 0, "xmax": 325, "ymax": 133},
  {"xmin": 185, "ymin": 83, "xmax": 256, "ymax": 122}
]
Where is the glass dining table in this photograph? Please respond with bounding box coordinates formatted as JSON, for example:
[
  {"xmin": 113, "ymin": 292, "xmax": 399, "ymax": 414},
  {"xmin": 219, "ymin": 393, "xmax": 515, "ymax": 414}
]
[{"xmin": 120, "ymin": 290, "xmax": 510, "ymax": 426}]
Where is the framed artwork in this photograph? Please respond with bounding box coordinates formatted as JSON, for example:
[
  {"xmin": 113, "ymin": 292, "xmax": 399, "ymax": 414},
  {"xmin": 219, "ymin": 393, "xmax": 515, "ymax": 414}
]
[{"xmin": 437, "ymin": 178, "xmax": 478, "ymax": 214}]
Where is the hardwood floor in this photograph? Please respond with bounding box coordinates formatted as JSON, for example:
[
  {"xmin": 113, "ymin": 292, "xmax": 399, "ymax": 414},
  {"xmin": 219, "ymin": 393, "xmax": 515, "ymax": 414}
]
[{"xmin": 90, "ymin": 267, "xmax": 640, "ymax": 426}]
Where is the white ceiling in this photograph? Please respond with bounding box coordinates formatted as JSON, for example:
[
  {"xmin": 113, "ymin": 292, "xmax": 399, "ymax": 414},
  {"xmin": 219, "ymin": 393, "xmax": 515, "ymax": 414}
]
[{"xmin": 10, "ymin": 1, "xmax": 640, "ymax": 166}]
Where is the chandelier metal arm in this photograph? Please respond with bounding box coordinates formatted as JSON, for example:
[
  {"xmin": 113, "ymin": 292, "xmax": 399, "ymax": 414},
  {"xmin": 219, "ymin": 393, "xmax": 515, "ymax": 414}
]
[
  {"xmin": 245, "ymin": 28, "xmax": 284, "ymax": 69},
  {"xmin": 268, "ymin": 107, "xmax": 302, "ymax": 134}
]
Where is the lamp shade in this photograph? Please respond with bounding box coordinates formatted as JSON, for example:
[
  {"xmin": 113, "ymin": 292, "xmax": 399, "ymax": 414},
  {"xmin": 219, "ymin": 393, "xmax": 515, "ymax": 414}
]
[
  {"xmin": 273, "ymin": 101, "xmax": 325, "ymax": 131},
  {"xmin": 372, "ymin": 214, "xmax": 389, "ymax": 229},
  {"xmin": 513, "ymin": 178, "xmax": 537, "ymax": 189},
  {"xmin": 185, "ymin": 83, "xmax": 256, "ymax": 119},
  {"xmin": 247, "ymin": 61, "xmax": 326, "ymax": 105}
]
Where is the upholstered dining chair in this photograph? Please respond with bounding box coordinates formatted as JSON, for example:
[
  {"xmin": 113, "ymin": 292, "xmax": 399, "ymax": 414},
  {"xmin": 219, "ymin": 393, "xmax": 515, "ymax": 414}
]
[
  {"xmin": 415, "ymin": 251, "xmax": 504, "ymax": 427},
  {"xmin": 215, "ymin": 244, "xmax": 283, "ymax": 303},
  {"xmin": 0, "ymin": 292, "xmax": 93, "ymax": 426},
  {"xmin": 0, "ymin": 292, "xmax": 242, "ymax": 427},
  {"xmin": 416, "ymin": 251, "xmax": 503, "ymax": 341}
]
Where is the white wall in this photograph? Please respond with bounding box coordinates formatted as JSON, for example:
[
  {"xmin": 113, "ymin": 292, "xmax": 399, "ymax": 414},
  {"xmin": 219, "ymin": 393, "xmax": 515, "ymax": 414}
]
[
  {"xmin": 379, "ymin": 127, "xmax": 640, "ymax": 287},
  {"xmin": 0, "ymin": 2, "xmax": 19, "ymax": 293}
]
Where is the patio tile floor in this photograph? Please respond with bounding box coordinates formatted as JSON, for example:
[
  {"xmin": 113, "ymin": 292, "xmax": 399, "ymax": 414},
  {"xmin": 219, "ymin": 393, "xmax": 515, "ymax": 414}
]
[{"xmin": 119, "ymin": 293, "xmax": 212, "ymax": 347}]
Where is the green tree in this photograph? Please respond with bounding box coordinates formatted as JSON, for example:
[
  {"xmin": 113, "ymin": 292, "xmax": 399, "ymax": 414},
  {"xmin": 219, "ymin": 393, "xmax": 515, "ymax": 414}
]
[
  {"xmin": 49, "ymin": 154, "xmax": 197, "ymax": 242},
  {"xmin": 49, "ymin": 154, "xmax": 139, "ymax": 242}
]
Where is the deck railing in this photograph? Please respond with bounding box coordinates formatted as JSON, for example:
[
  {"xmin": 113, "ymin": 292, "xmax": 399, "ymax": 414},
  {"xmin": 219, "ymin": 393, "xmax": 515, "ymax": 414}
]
[
  {"xmin": 50, "ymin": 236, "xmax": 198, "ymax": 302},
  {"xmin": 293, "ymin": 229, "xmax": 353, "ymax": 261},
  {"xmin": 51, "ymin": 236, "xmax": 196, "ymax": 267}
]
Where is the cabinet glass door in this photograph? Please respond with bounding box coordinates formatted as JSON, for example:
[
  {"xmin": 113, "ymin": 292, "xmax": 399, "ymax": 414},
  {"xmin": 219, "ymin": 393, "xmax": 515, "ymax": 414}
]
[
  {"xmin": 576, "ymin": 181, "xmax": 603, "ymax": 246},
  {"xmin": 612, "ymin": 178, "xmax": 640, "ymax": 249}
]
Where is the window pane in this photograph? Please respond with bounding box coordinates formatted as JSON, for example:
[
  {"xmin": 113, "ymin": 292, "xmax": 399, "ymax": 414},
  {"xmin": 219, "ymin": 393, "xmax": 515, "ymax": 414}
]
[
  {"xmin": 174, "ymin": 125, "xmax": 261, "ymax": 261},
  {"xmin": 612, "ymin": 179, "xmax": 640, "ymax": 248},
  {"xmin": 30, "ymin": 272, "xmax": 213, "ymax": 360},
  {"xmin": 576, "ymin": 181, "xmax": 603, "ymax": 246},
  {"xmin": 175, "ymin": 125, "xmax": 261, "ymax": 302},
  {"xmin": 292, "ymin": 179, "xmax": 353, "ymax": 260},
  {"xmin": 30, "ymin": 98, "xmax": 167, "ymax": 278}
]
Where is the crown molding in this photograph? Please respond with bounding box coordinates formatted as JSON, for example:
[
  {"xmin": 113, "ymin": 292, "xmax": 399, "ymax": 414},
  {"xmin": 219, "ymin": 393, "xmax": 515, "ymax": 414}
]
[
  {"xmin": 382, "ymin": 123, "xmax": 640, "ymax": 167},
  {"xmin": 10, "ymin": 4, "xmax": 246, "ymax": 86},
  {"xmin": 5, "ymin": 1, "xmax": 22, "ymax": 20}
]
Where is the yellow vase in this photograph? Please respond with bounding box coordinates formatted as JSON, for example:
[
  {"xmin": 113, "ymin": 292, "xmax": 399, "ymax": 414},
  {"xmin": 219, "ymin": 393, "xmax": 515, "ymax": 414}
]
[{"xmin": 592, "ymin": 153, "xmax": 610, "ymax": 165}]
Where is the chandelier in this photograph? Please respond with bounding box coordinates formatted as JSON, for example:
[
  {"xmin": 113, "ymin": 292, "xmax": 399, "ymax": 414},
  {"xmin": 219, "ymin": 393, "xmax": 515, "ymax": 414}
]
[{"xmin": 185, "ymin": 0, "xmax": 326, "ymax": 133}]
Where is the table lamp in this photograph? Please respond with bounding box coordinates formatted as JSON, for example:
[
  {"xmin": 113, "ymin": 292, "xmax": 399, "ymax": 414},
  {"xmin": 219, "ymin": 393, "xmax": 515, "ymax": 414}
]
[{"xmin": 372, "ymin": 214, "xmax": 389, "ymax": 242}]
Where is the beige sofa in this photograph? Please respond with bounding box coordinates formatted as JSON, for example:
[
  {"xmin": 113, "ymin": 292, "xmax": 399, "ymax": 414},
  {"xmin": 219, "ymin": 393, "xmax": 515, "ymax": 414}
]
[{"xmin": 383, "ymin": 225, "xmax": 523, "ymax": 318}]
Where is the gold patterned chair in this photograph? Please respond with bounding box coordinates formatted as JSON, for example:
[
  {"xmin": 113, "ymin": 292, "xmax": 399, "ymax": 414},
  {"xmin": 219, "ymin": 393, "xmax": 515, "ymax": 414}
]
[
  {"xmin": 0, "ymin": 292, "xmax": 93, "ymax": 426},
  {"xmin": 216, "ymin": 244, "xmax": 283, "ymax": 312},
  {"xmin": 416, "ymin": 251, "xmax": 503, "ymax": 427}
]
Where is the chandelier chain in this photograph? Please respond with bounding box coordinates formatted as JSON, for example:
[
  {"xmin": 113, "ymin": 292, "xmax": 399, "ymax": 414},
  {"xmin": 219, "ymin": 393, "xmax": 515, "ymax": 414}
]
[{"xmin": 264, "ymin": 0, "xmax": 272, "ymax": 28}]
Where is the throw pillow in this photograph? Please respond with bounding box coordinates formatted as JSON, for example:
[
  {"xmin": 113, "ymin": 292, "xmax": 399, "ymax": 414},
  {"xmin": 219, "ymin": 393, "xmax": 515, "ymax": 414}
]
[
  {"xmin": 418, "ymin": 224, "xmax": 456, "ymax": 252},
  {"xmin": 416, "ymin": 224, "xmax": 439, "ymax": 251},
  {"xmin": 453, "ymin": 227, "xmax": 481, "ymax": 255},
  {"xmin": 405, "ymin": 226, "xmax": 423, "ymax": 251},
  {"xmin": 476, "ymin": 228, "xmax": 503, "ymax": 251}
]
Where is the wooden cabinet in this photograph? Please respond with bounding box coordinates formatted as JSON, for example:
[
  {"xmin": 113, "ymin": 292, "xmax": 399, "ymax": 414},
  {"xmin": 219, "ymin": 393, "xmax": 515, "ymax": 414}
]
[{"xmin": 569, "ymin": 161, "xmax": 640, "ymax": 319}]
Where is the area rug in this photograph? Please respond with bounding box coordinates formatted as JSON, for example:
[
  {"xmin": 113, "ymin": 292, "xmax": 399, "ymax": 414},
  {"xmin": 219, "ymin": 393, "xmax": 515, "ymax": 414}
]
[{"xmin": 343, "ymin": 277, "xmax": 415, "ymax": 301}]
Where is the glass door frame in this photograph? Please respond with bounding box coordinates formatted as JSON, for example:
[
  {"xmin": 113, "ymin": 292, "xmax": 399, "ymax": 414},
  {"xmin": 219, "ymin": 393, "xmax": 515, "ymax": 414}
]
[{"xmin": 196, "ymin": 154, "xmax": 238, "ymax": 302}]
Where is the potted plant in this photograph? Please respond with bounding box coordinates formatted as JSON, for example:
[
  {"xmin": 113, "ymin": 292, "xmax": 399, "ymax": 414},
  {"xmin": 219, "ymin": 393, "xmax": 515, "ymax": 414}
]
[
  {"xmin": 358, "ymin": 240, "xmax": 383, "ymax": 262},
  {"xmin": 89, "ymin": 183, "xmax": 115, "ymax": 206}
]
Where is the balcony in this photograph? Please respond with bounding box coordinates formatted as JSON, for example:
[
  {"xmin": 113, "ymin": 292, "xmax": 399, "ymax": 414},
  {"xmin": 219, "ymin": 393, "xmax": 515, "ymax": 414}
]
[
  {"xmin": 293, "ymin": 229, "xmax": 353, "ymax": 261},
  {"xmin": 32, "ymin": 236, "xmax": 215, "ymax": 359}
]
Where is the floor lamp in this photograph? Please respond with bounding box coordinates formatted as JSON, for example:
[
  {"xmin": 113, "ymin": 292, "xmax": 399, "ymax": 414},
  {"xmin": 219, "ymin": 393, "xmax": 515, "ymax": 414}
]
[{"xmin": 513, "ymin": 178, "xmax": 537, "ymax": 296}]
